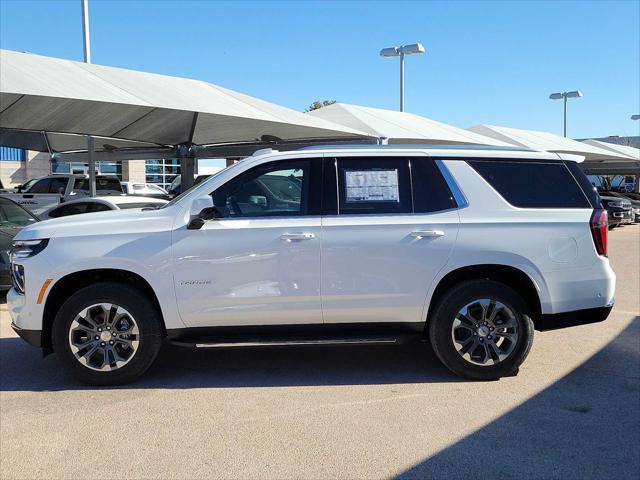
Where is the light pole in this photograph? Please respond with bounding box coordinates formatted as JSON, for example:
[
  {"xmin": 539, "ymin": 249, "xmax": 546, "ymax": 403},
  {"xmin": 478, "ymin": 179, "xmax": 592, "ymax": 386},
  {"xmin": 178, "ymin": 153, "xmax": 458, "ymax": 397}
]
[
  {"xmin": 549, "ymin": 90, "xmax": 582, "ymax": 137},
  {"xmin": 380, "ymin": 43, "xmax": 425, "ymax": 112},
  {"xmin": 80, "ymin": 0, "xmax": 96, "ymax": 196}
]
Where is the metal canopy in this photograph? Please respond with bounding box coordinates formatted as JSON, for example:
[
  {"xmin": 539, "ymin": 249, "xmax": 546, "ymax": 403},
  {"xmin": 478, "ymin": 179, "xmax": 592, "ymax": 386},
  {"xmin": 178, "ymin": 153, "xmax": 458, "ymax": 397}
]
[
  {"xmin": 307, "ymin": 103, "xmax": 513, "ymax": 146},
  {"xmin": 467, "ymin": 124, "xmax": 636, "ymax": 162},
  {"xmin": 0, "ymin": 49, "xmax": 370, "ymax": 151}
]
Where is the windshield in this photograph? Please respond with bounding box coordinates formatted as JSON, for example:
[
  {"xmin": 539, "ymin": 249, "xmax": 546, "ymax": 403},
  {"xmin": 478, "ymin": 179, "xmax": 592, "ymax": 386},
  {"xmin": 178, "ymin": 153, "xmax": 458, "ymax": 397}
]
[{"xmin": 0, "ymin": 198, "xmax": 38, "ymax": 227}]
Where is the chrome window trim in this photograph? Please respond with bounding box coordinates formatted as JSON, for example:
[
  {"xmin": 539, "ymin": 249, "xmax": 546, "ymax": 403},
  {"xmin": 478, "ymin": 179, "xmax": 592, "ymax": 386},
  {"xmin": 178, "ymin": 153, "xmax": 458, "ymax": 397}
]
[{"xmin": 435, "ymin": 159, "xmax": 469, "ymax": 209}]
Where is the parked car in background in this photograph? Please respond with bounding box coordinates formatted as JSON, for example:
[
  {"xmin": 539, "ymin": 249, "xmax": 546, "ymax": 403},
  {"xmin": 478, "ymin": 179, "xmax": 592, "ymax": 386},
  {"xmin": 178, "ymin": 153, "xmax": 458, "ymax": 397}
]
[
  {"xmin": 600, "ymin": 195, "xmax": 633, "ymax": 228},
  {"xmin": 14, "ymin": 178, "xmax": 38, "ymax": 193},
  {"xmin": 167, "ymin": 174, "xmax": 212, "ymax": 196},
  {"xmin": 39, "ymin": 196, "xmax": 168, "ymax": 220},
  {"xmin": 8, "ymin": 146, "xmax": 615, "ymax": 385},
  {"xmin": 609, "ymin": 191, "xmax": 640, "ymax": 223},
  {"xmin": 120, "ymin": 182, "xmax": 171, "ymax": 200},
  {"xmin": 0, "ymin": 197, "xmax": 38, "ymax": 291},
  {"xmin": 0, "ymin": 174, "xmax": 123, "ymax": 215}
]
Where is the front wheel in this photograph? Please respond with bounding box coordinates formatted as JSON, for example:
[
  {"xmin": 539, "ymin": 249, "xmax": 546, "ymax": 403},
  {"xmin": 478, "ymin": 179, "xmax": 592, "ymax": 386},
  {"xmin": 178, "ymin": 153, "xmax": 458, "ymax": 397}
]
[
  {"xmin": 52, "ymin": 282, "xmax": 163, "ymax": 385},
  {"xmin": 428, "ymin": 280, "xmax": 534, "ymax": 380}
]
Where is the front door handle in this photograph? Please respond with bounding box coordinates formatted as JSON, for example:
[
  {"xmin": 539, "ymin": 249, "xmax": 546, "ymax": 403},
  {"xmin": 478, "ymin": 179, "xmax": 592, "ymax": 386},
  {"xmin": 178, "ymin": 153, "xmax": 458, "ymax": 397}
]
[
  {"xmin": 280, "ymin": 233, "xmax": 315, "ymax": 241},
  {"xmin": 411, "ymin": 230, "xmax": 445, "ymax": 239}
]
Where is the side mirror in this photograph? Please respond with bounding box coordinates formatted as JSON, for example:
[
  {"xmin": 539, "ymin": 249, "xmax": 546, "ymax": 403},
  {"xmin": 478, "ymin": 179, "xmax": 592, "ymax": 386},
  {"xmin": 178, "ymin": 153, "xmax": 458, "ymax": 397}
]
[
  {"xmin": 187, "ymin": 207, "xmax": 227, "ymax": 230},
  {"xmin": 187, "ymin": 197, "xmax": 229, "ymax": 230},
  {"xmin": 15, "ymin": 184, "xmax": 23, "ymax": 192}
]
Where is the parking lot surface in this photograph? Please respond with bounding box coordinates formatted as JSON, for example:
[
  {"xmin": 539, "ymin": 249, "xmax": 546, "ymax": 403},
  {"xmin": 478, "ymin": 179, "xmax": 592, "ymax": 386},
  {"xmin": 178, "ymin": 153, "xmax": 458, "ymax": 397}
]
[{"xmin": 1, "ymin": 226, "xmax": 638, "ymax": 479}]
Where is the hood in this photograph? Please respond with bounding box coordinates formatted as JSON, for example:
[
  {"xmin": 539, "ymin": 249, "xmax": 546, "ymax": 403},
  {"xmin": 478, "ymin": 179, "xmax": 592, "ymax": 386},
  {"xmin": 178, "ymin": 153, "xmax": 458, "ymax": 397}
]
[{"xmin": 14, "ymin": 206, "xmax": 178, "ymax": 241}]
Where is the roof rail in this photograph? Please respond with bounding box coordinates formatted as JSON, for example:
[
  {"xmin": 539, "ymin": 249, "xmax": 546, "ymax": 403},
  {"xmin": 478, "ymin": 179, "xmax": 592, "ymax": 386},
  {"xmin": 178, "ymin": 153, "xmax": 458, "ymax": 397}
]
[{"xmin": 298, "ymin": 144, "xmax": 534, "ymax": 152}]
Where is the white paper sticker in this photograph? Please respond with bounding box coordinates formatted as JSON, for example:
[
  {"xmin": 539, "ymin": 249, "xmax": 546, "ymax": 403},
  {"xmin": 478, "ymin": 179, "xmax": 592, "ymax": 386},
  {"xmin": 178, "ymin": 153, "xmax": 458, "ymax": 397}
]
[{"xmin": 345, "ymin": 169, "xmax": 399, "ymax": 203}]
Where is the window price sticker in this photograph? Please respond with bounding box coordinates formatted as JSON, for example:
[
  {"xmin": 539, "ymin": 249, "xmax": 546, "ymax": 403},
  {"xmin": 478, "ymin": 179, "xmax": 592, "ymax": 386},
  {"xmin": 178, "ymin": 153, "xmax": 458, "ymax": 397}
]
[{"xmin": 345, "ymin": 169, "xmax": 400, "ymax": 203}]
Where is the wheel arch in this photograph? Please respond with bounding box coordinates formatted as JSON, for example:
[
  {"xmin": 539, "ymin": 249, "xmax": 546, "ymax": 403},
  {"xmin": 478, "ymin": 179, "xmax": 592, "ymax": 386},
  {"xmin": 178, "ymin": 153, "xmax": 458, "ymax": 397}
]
[
  {"xmin": 425, "ymin": 264, "xmax": 543, "ymax": 330},
  {"xmin": 41, "ymin": 269, "xmax": 167, "ymax": 351}
]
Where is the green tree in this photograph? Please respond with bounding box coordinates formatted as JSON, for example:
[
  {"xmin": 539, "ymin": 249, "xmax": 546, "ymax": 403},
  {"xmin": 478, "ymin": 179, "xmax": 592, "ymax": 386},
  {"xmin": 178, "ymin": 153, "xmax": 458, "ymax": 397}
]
[{"xmin": 305, "ymin": 99, "xmax": 336, "ymax": 112}]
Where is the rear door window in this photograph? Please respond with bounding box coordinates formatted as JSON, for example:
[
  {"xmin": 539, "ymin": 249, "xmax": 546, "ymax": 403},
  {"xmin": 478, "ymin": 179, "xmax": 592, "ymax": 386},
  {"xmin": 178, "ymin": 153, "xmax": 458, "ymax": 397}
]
[
  {"xmin": 48, "ymin": 202, "xmax": 92, "ymax": 218},
  {"xmin": 467, "ymin": 160, "xmax": 590, "ymax": 208},
  {"xmin": 410, "ymin": 159, "xmax": 457, "ymax": 212},
  {"xmin": 97, "ymin": 177, "xmax": 122, "ymax": 193},
  {"xmin": 48, "ymin": 177, "xmax": 68, "ymax": 194},
  {"xmin": 335, "ymin": 157, "xmax": 412, "ymax": 215}
]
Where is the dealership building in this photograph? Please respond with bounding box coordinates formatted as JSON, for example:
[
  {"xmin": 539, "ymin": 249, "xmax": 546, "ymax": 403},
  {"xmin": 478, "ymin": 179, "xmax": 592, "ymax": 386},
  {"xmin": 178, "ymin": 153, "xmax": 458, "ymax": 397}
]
[{"xmin": 0, "ymin": 147, "xmax": 177, "ymax": 189}]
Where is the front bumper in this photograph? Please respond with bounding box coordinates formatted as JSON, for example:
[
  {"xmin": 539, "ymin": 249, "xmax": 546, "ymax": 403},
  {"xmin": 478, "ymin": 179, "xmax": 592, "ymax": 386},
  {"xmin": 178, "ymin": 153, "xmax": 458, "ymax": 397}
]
[
  {"xmin": 536, "ymin": 304, "xmax": 613, "ymax": 331},
  {"xmin": 11, "ymin": 322, "xmax": 41, "ymax": 347}
]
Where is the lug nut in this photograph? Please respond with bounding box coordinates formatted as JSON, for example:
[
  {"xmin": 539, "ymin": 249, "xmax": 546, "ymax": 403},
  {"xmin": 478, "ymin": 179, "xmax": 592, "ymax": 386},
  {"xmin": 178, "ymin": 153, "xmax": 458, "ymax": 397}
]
[
  {"xmin": 488, "ymin": 335, "xmax": 493, "ymax": 340},
  {"xmin": 106, "ymin": 326, "xmax": 111, "ymax": 331},
  {"xmin": 100, "ymin": 342, "xmax": 105, "ymax": 346},
  {"xmin": 490, "ymin": 327, "xmax": 494, "ymax": 331},
  {"xmin": 95, "ymin": 336, "xmax": 99, "ymax": 340},
  {"xmin": 97, "ymin": 327, "xmax": 102, "ymax": 332},
  {"xmin": 109, "ymin": 341, "xmax": 114, "ymax": 345},
  {"xmin": 473, "ymin": 332, "xmax": 477, "ymax": 336},
  {"xmin": 479, "ymin": 338, "xmax": 484, "ymax": 342}
]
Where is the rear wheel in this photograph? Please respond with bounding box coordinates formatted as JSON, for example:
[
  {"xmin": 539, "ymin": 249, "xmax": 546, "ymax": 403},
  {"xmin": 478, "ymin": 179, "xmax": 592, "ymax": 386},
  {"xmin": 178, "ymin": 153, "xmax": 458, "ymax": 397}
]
[
  {"xmin": 52, "ymin": 282, "xmax": 163, "ymax": 385},
  {"xmin": 428, "ymin": 280, "xmax": 534, "ymax": 380}
]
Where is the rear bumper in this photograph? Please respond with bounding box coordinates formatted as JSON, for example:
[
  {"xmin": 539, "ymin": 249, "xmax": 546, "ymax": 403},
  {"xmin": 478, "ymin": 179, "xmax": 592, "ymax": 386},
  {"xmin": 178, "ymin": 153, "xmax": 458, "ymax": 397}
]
[
  {"xmin": 11, "ymin": 322, "xmax": 41, "ymax": 347},
  {"xmin": 536, "ymin": 305, "xmax": 613, "ymax": 332}
]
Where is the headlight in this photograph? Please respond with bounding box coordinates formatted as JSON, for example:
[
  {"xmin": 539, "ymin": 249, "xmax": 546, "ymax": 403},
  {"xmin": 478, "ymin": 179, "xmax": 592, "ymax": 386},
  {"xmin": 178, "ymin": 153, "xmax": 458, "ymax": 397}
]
[{"xmin": 10, "ymin": 239, "xmax": 49, "ymax": 260}]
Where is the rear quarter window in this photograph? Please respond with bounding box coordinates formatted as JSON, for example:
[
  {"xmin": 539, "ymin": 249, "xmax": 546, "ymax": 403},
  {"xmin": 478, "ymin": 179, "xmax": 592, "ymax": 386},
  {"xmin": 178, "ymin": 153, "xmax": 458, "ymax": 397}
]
[{"xmin": 467, "ymin": 160, "xmax": 591, "ymax": 208}]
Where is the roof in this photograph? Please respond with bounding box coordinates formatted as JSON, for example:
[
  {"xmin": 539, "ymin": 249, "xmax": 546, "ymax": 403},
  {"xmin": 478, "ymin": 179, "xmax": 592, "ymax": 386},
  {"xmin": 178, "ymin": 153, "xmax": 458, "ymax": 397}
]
[
  {"xmin": 0, "ymin": 49, "xmax": 370, "ymax": 152},
  {"xmin": 307, "ymin": 103, "xmax": 512, "ymax": 147},
  {"xmin": 581, "ymin": 140, "xmax": 640, "ymax": 160},
  {"xmin": 468, "ymin": 124, "xmax": 636, "ymax": 161},
  {"xmin": 64, "ymin": 196, "xmax": 167, "ymax": 206}
]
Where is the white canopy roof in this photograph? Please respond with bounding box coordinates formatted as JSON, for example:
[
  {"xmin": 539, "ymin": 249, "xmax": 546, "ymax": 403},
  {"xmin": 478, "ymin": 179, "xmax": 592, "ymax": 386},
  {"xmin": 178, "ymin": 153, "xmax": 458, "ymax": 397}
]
[
  {"xmin": 581, "ymin": 140, "xmax": 640, "ymax": 160},
  {"xmin": 307, "ymin": 103, "xmax": 513, "ymax": 146},
  {"xmin": 0, "ymin": 49, "xmax": 370, "ymax": 152},
  {"xmin": 468, "ymin": 124, "xmax": 636, "ymax": 161}
]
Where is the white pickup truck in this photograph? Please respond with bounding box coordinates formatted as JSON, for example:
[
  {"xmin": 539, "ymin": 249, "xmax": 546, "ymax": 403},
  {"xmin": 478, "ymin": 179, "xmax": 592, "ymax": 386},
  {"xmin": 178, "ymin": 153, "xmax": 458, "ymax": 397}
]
[{"xmin": 0, "ymin": 174, "xmax": 123, "ymax": 215}]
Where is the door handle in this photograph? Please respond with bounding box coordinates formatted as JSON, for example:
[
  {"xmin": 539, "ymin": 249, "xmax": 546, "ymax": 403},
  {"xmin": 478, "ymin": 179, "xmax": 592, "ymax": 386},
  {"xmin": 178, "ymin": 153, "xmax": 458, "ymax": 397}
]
[
  {"xmin": 280, "ymin": 233, "xmax": 315, "ymax": 241},
  {"xmin": 411, "ymin": 230, "xmax": 445, "ymax": 239}
]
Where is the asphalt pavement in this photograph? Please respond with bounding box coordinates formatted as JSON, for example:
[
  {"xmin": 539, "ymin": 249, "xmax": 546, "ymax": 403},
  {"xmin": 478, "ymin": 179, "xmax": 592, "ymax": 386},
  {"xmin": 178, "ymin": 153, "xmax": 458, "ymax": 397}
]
[{"xmin": 1, "ymin": 225, "xmax": 638, "ymax": 479}]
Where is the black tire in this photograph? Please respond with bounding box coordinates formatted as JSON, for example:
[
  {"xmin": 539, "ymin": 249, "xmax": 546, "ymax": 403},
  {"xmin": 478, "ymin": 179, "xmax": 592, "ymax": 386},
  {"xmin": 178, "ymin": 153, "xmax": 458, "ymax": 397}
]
[
  {"xmin": 428, "ymin": 280, "xmax": 534, "ymax": 380},
  {"xmin": 52, "ymin": 282, "xmax": 163, "ymax": 385}
]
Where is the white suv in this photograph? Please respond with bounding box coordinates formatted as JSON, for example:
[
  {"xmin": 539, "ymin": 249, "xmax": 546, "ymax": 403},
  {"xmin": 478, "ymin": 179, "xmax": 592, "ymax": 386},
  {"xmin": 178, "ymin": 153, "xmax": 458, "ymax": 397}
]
[{"xmin": 7, "ymin": 146, "xmax": 615, "ymax": 385}]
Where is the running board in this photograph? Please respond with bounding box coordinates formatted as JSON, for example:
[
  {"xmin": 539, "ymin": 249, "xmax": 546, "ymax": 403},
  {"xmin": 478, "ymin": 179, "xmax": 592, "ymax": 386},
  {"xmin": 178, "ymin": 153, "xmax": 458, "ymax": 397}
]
[
  {"xmin": 166, "ymin": 324, "xmax": 425, "ymax": 349},
  {"xmin": 193, "ymin": 337, "xmax": 399, "ymax": 349}
]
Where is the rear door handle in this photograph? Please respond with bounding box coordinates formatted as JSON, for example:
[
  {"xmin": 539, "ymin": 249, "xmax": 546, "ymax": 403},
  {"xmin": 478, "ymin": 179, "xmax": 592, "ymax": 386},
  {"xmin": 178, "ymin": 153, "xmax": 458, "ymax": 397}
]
[
  {"xmin": 411, "ymin": 230, "xmax": 445, "ymax": 238},
  {"xmin": 280, "ymin": 233, "xmax": 315, "ymax": 241}
]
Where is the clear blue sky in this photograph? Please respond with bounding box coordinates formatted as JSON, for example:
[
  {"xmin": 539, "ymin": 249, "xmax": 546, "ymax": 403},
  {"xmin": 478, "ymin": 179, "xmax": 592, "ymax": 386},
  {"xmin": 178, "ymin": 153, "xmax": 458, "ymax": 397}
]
[{"xmin": 1, "ymin": 0, "xmax": 639, "ymax": 139}]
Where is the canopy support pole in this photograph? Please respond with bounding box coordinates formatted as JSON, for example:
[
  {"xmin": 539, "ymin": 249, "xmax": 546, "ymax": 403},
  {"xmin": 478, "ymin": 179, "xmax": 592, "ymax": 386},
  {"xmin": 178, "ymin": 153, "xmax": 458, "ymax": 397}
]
[
  {"xmin": 178, "ymin": 143, "xmax": 195, "ymax": 191},
  {"xmin": 87, "ymin": 135, "xmax": 96, "ymax": 197}
]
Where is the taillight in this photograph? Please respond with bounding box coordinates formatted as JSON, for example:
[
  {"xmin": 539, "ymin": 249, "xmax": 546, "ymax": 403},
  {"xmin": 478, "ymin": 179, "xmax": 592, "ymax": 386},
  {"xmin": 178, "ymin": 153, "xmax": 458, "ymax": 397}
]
[{"xmin": 590, "ymin": 209, "xmax": 608, "ymax": 257}]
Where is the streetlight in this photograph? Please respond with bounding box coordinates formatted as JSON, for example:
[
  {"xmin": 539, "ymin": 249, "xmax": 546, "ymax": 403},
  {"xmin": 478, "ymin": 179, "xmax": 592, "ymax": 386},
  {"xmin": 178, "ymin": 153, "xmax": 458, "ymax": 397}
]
[
  {"xmin": 549, "ymin": 90, "xmax": 583, "ymax": 137},
  {"xmin": 80, "ymin": 0, "xmax": 97, "ymax": 197},
  {"xmin": 380, "ymin": 43, "xmax": 425, "ymax": 112},
  {"xmin": 632, "ymin": 115, "xmax": 640, "ymax": 120}
]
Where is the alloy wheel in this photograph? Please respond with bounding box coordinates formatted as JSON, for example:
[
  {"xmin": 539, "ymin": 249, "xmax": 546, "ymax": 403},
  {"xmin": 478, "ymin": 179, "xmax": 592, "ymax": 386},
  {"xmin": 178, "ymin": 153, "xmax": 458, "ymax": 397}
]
[
  {"xmin": 451, "ymin": 298, "xmax": 519, "ymax": 366},
  {"xmin": 68, "ymin": 303, "xmax": 140, "ymax": 371}
]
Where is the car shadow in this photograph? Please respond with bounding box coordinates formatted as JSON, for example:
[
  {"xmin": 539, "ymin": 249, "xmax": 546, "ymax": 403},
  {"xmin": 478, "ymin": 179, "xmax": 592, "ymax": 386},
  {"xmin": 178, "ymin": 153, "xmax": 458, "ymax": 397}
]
[
  {"xmin": 395, "ymin": 316, "xmax": 640, "ymax": 479},
  {"xmin": 0, "ymin": 337, "xmax": 463, "ymax": 391}
]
